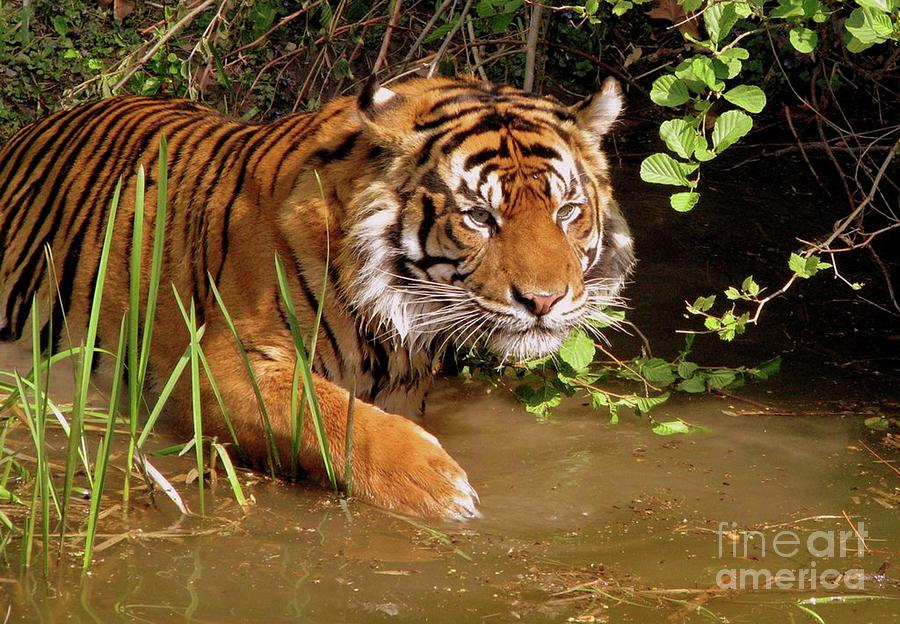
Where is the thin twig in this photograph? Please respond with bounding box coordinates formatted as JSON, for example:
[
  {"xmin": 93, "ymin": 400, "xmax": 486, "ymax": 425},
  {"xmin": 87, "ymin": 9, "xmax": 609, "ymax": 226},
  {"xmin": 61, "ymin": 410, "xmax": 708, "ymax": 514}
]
[
  {"xmin": 113, "ymin": 0, "xmax": 217, "ymax": 93},
  {"xmin": 523, "ymin": 0, "xmax": 543, "ymax": 93},
  {"xmin": 784, "ymin": 104, "xmax": 827, "ymax": 193},
  {"xmin": 427, "ymin": 0, "xmax": 474, "ymax": 77},
  {"xmin": 841, "ymin": 510, "xmax": 871, "ymax": 553},
  {"xmin": 226, "ymin": 1, "xmax": 325, "ymax": 60},
  {"xmin": 374, "ymin": 0, "xmax": 404, "ymax": 74},
  {"xmin": 858, "ymin": 439, "xmax": 900, "ymax": 478},
  {"xmin": 401, "ymin": 0, "xmax": 455, "ymax": 69},
  {"xmin": 818, "ymin": 138, "xmax": 898, "ymax": 250}
]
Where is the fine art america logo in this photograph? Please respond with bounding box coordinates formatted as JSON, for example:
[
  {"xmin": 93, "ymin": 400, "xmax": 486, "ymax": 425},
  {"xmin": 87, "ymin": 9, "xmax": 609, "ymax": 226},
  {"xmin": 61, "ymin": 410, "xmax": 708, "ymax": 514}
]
[{"xmin": 715, "ymin": 521, "xmax": 868, "ymax": 590}]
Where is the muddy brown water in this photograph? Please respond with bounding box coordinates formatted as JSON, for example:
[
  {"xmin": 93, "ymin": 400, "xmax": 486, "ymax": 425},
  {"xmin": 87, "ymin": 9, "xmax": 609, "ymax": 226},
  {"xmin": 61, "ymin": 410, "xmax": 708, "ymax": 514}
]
[{"xmin": 2, "ymin": 167, "xmax": 899, "ymax": 622}]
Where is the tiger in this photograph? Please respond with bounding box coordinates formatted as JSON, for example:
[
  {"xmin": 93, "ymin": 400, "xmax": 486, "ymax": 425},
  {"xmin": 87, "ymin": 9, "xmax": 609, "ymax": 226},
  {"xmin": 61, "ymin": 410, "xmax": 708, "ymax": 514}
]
[{"xmin": 0, "ymin": 75, "xmax": 634, "ymax": 519}]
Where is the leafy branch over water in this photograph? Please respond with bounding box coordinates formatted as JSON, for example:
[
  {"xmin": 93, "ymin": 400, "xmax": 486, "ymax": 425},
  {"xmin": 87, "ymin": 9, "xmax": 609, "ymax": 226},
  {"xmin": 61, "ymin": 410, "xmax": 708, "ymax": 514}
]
[{"xmin": 459, "ymin": 321, "xmax": 782, "ymax": 430}]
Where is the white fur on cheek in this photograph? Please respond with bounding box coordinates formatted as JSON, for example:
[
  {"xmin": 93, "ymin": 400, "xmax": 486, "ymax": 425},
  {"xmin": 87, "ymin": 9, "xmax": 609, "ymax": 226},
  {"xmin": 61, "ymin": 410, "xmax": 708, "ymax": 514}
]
[{"xmin": 613, "ymin": 232, "xmax": 632, "ymax": 249}]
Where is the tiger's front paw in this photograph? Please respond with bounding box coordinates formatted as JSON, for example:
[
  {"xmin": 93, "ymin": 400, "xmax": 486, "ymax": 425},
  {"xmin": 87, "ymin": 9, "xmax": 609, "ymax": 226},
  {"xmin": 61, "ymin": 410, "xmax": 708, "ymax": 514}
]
[{"xmin": 351, "ymin": 408, "xmax": 480, "ymax": 520}]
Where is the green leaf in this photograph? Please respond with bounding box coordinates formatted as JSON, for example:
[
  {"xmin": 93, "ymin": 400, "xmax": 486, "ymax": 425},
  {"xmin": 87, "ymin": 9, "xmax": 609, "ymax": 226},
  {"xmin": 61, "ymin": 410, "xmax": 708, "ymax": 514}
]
[
  {"xmin": 425, "ymin": 19, "xmax": 460, "ymax": 43},
  {"xmin": 640, "ymin": 358, "xmax": 677, "ymax": 386},
  {"xmin": 789, "ymin": 27, "xmax": 819, "ymax": 53},
  {"xmin": 734, "ymin": 1, "xmax": 753, "ymax": 17},
  {"xmin": 716, "ymin": 47, "xmax": 749, "ymax": 79},
  {"xmin": 670, "ymin": 191, "xmax": 700, "ymax": 212},
  {"xmin": 704, "ymin": 2, "xmax": 738, "ymax": 43},
  {"xmin": 652, "ymin": 420, "xmax": 691, "ymax": 436},
  {"xmin": 789, "ymin": 252, "xmax": 830, "ymax": 278},
  {"xmin": 694, "ymin": 146, "xmax": 717, "ymax": 162},
  {"xmin": 559, "ymin": 330, "xmax": 596, "ymax": 372},
  {"xmin": 681, "ymin": 0, "xmax": 703, "ymax": 10},
  {"xmin": 677, "ymin": 361, "xmax": 699, "ymax": 379},
  {"xmin": 515, "ymin": 384, "xmax": 562, "ymax": 417},
  {"xmin": 725, "ymin": 286, "xmax": 741, "ymax": 300},
  {"xmin": 585, "ymin": 0, "xmax": 600, "ymax": 13},
  {"xmin": 845, "ymin": 7, "xmax": 894, "ymax": 44},
  {"xmin": 674, "ymin": 61, "xmax": 708, "ymax": 94},
  {"xmin": 723, "ymin": 85, "xmax": 767, "ymax": 114},
  {"xmin": 630, "ymin": 393, "xmax": 670, "ymax": 415},
  {"xmin": 788, "ymin": 252, "xmax": 807, "ymax": 276},
  {"xmin": 692, "ymin": 294, "xmax": 717, "ymax": 313},
  {"xmin": 677, "ymin": 375, "xmax": 707, "ymax": 393},
  {"xmin": 650, "ymin": 75, "xmax": 691, "ymax": 107},
  {"xmin": 612, "ymin": 0, "xmax": 633, "ymax": 15},
  {"xmin": 712, "ymin": 110, "xmax": 753, "ymax": 152},
  {"xmin": 742, "ymin": 276, "xmax": 760, "ymax": 296},
  {"xmin": 640, "ymin": 153, "xmax": 697, "ymax": 187},
  {"xmin": 51, "ymin": 15, "xmax": 69, "ymax": 37},
  {"xmin": 691, "ymin": 56, "xmax": 719, "ymax": 91},
  {"xmin": 706, "ymin": 369, "xmax": 737, "ymax": 389},
  {"xmin": 845, "ymin": 33, "xmax": 876, "ymax": 53},
  {"xmin": 770, "ymin": 0, "xmax": 807, "ymax": 18},
  {"xmin": 659, "ymin": 119, "xmax": 703, "ymax": 160},
  {"xmin": 751, "ymin": 356, "xmax": 782, "ymax": 380},
  {"xmin": 864, "ymin": 416, "xmax": 890, "ymax": 431},
  {"xmin": 590, "ymin": 391, "xmax": 609, "ymax": 409},
  {"xmin": 854, "ymin": 0, "xmax": 891, "ymax": 10}
]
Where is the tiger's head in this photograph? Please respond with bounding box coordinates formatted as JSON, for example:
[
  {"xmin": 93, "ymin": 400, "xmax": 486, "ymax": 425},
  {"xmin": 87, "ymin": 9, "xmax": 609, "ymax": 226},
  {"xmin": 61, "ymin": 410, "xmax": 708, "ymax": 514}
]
[{"xmin": 343, "ymin": 76, "xmax": 634, "ymax": 360}]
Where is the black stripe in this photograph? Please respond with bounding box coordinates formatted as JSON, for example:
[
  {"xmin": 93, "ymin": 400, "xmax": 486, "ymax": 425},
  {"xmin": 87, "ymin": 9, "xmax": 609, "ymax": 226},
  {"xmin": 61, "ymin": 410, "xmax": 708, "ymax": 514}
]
[
  {"xmin": 193, "ymin": 125, "xmax": 256, "ymax": 301},
  {"xmin": 307, "ymin": 131, "xmax": 360, "ymax": 167},
  {"xmin": 418, "ymin": 193, "xmax": 437, "ymax": 253},
  {"xmin": 214, "ymin": 132, "xmax": 258, "ymax": 284},
  {"xmin": 246, "ymin": 114, "xmax": 310, "ymax": 174},
  {"xmin": 477, "ymin": 163, "xmax": 500, "ymax": 188},
  {"xmin": 520, "ymin": 143, "xmax": 561, "ymax": 160},
  {"xmin": 4, "ymin": 100, "xmax": 160, "ymax": 338},
  {"xmin": 270, "ymin": 107, "xmax": 344, "ymax": 196},
  {"xmin": 0, "ymin": 99, "xmax": 118, "ymax": 269},
  {"xmin": 413, "ymin": 256, "xmax": 459, "ymax": 270},
  {"xmin": 290, "ymin": 256, "xmax": 344, "ymax": 379},
  {"xmin": 464, "ymin": 149, "xmax": 496, "ymax": 170},
  {"xmin": 77, "ymin": 111, "xmax": 182, "ymax": 343},
  {"xmin": 439, "ymin": 114, "xmax": 504, "ymax": 156}
]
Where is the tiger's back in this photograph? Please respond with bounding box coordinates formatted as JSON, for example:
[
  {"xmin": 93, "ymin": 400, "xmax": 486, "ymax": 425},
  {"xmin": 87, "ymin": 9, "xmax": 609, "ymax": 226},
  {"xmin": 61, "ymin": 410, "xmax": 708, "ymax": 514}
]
[{"xmin": 0, "ymin": 95, "xmax": 375, "ymax": 379}]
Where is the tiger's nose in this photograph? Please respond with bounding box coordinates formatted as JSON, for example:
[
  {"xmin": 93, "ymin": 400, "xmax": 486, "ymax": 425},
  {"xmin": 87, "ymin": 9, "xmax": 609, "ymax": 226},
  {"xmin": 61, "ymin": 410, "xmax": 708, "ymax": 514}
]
[{"xmin": 513, "ymin": 288, "xmax": 565, "ymax": 317}]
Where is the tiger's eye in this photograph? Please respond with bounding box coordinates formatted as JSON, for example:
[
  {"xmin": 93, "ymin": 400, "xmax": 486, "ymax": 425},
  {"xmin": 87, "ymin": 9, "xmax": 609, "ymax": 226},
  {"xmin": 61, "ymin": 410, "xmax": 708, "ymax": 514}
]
[
  {"xmin": 468, "ymin": 208, "xmax": 493, "ymax": 226},
  {"xmin": 557, "ymin": 204, "xmax": 580, "ymax": 222}
]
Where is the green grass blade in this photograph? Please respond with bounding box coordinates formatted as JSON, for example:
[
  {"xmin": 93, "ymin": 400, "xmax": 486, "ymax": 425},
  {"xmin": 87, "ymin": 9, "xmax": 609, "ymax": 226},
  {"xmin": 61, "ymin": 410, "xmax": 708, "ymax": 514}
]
[
  {"xmin": 60, "ymin": 176, "xmax": 122, "ymax": 543},
  {"xmin": 210, "ymin": 442, "xmax": 247, "ymax": 507},
  {"xmin": 289, "ymin": 360, "xmax": 303, "ymax": 479},
  {"xmin": 82, "ymin": 315, "xmax": 127, "ymax": 571},
  {"xmin": 207, "ymin": 276, "xmax": 281, "ymax": 474},
  {"xmin": 29, "ymin": 296, "xmax": 51, "ymax": 575},
  {"xmin": 309, "ymin": 171, "xmax": 329, "ymax": 362},
  {"xmin": 13, "ymin": 373, "xmax": 39, "ymax": 569},
  {"xmin": 796, "ymin": 604, "xmax": 827, "ymax": 624},
  {"xmin": 124, "ymin": 165, "xmax": 146, "ymax": 505},
  {"xmin": 136, "ymin": 334, "xmax": 201, "ymax": 449},
  {"xmin": 187, "ymin": 296, "xmax": 205, "ymax": 515},
  {"xmin": 138, "ymin": 136, "xmax": 168, "ymax": 386},
  {"xmin": 343, "ymin": 375, "xmax": 356, "ymax": 498},
  {"xmin": 273, "ymin": 254, "xmax": 335, "ymax": 489},
  {"xmin": 198, "ymin": 349, "xmax": 245, "ymax": 462}
]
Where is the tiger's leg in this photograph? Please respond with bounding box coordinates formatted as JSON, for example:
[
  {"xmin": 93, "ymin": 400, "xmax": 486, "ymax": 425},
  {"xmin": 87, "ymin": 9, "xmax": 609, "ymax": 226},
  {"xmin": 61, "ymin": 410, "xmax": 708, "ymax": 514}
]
[{"xmin": 178, "ymin": 326, "xmax": 480, "ymax": 519}]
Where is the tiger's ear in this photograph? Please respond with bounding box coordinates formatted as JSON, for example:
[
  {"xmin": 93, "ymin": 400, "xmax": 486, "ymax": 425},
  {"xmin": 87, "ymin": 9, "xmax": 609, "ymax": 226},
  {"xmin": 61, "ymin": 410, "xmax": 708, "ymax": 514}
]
[
  {"xmin": 357, "ymin": 76, "xmax": 412, "ymax": 150},
  {"xmin": 572, "ymin": 77, "xmax": 623, "ymax": 138}
]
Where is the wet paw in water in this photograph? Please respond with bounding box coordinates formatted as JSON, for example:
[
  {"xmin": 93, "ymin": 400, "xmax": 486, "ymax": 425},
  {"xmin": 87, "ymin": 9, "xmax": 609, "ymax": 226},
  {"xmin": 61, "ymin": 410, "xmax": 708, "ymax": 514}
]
[{"xmin": 352, "ymin": 407, "xmax": 480, "ymax": 520}]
